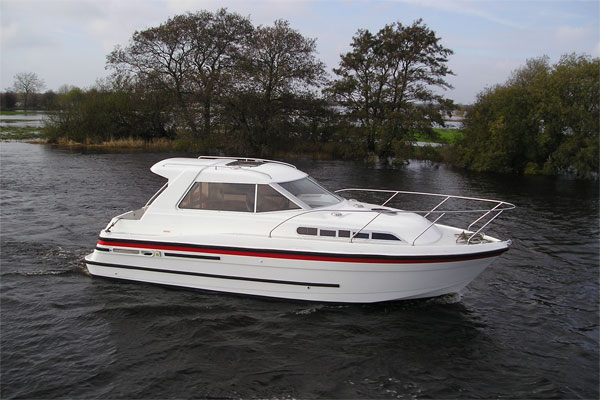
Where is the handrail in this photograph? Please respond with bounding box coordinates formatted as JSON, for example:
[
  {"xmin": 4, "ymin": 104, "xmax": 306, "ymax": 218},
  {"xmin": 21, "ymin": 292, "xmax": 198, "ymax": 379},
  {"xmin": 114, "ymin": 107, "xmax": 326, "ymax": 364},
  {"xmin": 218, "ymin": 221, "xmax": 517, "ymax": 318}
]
[
  {"xmin": 351, "ymin": 213, "xmax": 382, "ymax": 242},
  {"xmin": 267, "ymin": 188, "xmax": 514, "ymax": 245},
  {"xmin": 144, "ymin": 182, "xmax": 168, "ymax": 207},
  {"xmin": 467, "ymin": 207, "xmax": 505, "ymax": 244},
  {"xmin": 208, "ymin": 165, "xmax": 273, "ymax": 180},
  {"xmin": 197, "ymin": 155, "xmax": 296, "ymax": 169},
  {"xmin": 336, "ymin": 188, "xmax": 514, "ymax": 245},
  {"xmin": 424, "ymin": 195, "xmax": 450, "ymax": 218},
  {"xmin": 336, "ymin": 188, "xmax": 513, "ymax": 206},
  {"xmin": 467, "ymin": 202, "xmax": 502, "ymax": 232}
]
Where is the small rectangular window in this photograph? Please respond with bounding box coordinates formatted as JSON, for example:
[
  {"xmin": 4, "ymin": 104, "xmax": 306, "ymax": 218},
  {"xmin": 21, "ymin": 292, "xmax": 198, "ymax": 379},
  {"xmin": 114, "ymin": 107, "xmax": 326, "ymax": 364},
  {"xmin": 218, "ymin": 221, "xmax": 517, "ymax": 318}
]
[
  {"xmin": 338, "ymin": 230, "xmax": 351, "ymax": 238},
  {"xmin": 372, "ymin": 232, "xmax": 401, "ymax": 241},
  {"xmin": 319, "ymin": 229, "xmax": 336, "ymax": 237},
  {"xmin": 353, "ymin": 232, "xmax": 369, "ymax": 239},
  {"xmin": 297, "ymin": 227, "xmax": 318, "ymax": 236}
]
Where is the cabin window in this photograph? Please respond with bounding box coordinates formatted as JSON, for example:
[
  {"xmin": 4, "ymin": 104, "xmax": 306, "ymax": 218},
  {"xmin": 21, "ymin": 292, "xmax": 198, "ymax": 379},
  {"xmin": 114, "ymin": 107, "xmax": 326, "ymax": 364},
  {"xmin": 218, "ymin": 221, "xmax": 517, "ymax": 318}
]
[
  {"xmin": 256, "ymin": 185, "xmax": 300, "ymax": 212},
  {"xmin": 319, "ymin": 229, "xmax": 336, "ymax": 237},
  {"xmin": 372, "ymin": 232, "xmax": 401, "ymax": 241},
  {"xmin": 279, "ymin": 177, "xmax": 342, "ymax": 208},
  {"xmin": 297, "ymin": 227, "xmax": 318, "ymax": 236},
  {"xmin": 296, "ymin": 227, "xmax": 401, "ymax": 242},
  {"xmin": 179, "ymin": 182, "xmax": 255, "ymax": 212}
]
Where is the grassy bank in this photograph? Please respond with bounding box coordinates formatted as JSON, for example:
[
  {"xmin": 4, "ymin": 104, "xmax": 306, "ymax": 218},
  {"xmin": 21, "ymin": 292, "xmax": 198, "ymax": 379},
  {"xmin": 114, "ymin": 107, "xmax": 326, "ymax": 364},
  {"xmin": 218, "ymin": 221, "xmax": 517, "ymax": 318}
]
[
  {"xmin": 30, "ymin": 127, "xmax": 463, "ymax": 162},
  {"xmin": 0, "ymin": 110, "xmax": 44, "ymax": 116},
  {"xmin": 51, "ymin": 137, "xmax": 175, "ymax": 151},
  {"xmin": 0, "ymin": 126, "xmax": 42, "ymax": 140}
]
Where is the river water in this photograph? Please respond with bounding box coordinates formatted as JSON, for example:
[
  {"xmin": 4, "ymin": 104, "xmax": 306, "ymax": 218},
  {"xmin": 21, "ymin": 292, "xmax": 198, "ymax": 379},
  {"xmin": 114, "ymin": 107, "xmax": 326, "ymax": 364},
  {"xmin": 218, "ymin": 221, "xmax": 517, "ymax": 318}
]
[{"xmin": 1, "ymin": 142, "xmax": 598, "ymax": 399}]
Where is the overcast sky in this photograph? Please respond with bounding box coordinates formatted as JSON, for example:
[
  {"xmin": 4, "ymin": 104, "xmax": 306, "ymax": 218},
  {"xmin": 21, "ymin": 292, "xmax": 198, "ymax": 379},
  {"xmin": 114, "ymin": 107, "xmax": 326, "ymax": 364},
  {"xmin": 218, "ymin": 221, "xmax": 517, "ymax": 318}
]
[{"xmin": 1, "ymin": 0, "xmax": 598, "ymax": 104}]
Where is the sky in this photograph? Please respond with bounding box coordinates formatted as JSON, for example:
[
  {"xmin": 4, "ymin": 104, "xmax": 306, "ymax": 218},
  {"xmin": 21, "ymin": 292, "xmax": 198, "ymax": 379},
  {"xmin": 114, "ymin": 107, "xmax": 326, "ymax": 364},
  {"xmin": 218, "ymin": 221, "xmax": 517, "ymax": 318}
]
[{"xmin": 1, "ymin": 0, "xmax": 598, "ymax": 104}]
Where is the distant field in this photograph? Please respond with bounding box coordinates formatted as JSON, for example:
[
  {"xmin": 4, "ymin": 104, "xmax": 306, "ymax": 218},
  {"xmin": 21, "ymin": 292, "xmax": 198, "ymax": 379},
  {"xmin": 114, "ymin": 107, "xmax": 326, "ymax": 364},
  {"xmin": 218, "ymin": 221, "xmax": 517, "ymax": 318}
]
[
  {"xmin": 0, "ymin": 110, "xmax": 44, "ymax": 116},
  {"xmin": 435, "ymin": 128, "xmax": 464, "ymax": 143},
  {"xmin": 1, "ymin": 111, "xmax": 31, "ymax": 116},
  {"xmin": 414, "ymin": 128, "xmax": 464, "ymax": 144}
]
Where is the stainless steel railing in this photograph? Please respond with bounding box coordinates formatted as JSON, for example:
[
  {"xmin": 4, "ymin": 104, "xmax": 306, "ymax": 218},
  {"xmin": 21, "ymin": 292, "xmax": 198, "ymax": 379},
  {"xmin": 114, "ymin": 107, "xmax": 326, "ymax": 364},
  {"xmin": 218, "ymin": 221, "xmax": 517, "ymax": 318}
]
[
  {"xmin": 268, "ymin": 189, "xmax": 515, "ymax": 245},
  {"xmin": 336, "ymin": 189, "xmax": 515, "ymax": 244}
]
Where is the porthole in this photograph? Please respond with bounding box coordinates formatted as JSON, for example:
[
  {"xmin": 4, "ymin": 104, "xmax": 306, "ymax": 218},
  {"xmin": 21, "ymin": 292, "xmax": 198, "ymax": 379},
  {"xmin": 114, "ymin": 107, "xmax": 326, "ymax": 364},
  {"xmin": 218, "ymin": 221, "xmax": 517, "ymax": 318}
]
[
  {"xmin": 372, "ymin": 232, "xmax": 401, "ymax": 241},
  {"xmin": 297, "ymin": 227, "xmax": 318, "ymax": 236},
  {"xmin": 320, "ymin": 229, "xmax": 336, "ymax": 237},
  {"xmin": 353, "ymin": 232, "xmax": 369, "ymax": 239}
]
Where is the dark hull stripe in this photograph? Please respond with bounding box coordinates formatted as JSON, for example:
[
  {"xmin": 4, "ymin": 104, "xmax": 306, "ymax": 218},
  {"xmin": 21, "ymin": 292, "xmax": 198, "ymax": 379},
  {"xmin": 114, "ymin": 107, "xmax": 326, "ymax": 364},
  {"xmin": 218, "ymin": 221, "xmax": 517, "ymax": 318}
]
[
  {"xmin": 86, "ymin": 260, "xmax": 340, "ymax": 288},
  {"xmin": 97, "ymin": 236, "xmax": 508, "ymax": 264},
  {"xmin": 164, "ymin": 252, "xmax": 220, "ymax": 261}
]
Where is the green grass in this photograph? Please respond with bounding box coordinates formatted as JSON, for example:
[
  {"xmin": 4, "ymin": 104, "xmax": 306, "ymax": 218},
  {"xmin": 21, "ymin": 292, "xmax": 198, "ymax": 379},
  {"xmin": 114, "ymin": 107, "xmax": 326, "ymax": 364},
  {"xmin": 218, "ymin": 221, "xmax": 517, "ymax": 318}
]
[
  {"xmin": 0, "ymin": 119, "xmax": 33, "ymax": 123},
  {"xmin": 414, "ymin": 128, "xmax": 464, "ymax": 144},
  {"xmin": 0, "ymin": 111, "xmax": 38, "ymax": 116},
  {"xmin": 0, "ymin": 126, "xmax": 43, "ymax": 140},
  {"xmin": 434, "ymin": 128, "xmax": 464, "ymax": 144}
]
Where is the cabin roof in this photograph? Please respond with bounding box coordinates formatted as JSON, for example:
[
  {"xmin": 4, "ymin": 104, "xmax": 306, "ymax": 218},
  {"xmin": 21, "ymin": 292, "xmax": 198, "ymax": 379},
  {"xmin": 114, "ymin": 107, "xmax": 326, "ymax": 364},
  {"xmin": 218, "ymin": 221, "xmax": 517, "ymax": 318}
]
[{"xmin": 150, "ymin": 157, "xmax": 307, "ymax": 184}]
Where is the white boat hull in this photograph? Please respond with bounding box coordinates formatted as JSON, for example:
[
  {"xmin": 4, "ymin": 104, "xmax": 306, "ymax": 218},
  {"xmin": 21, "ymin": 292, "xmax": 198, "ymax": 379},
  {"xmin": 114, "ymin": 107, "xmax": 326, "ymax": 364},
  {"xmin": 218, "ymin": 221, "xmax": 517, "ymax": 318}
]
[
  {"xmin": 85, "ymin": 237, "xmax": 507, "ymax": 303},
  {"xmin": 84, "ymin": 157, "xmax": 514, "ymax": 303}
]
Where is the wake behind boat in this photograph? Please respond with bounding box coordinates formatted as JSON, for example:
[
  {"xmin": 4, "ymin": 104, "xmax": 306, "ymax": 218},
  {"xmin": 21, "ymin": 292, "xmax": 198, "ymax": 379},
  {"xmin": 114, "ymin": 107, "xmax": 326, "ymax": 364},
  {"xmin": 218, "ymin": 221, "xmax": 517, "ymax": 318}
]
[{"xmin": 85, "ymin": 156, "xmax": 515, "ymax": 303}]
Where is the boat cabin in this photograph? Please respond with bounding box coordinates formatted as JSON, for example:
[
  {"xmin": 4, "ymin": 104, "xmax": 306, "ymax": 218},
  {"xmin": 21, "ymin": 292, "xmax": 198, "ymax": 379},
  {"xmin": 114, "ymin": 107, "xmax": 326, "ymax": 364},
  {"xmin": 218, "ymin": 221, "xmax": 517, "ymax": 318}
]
[{"xmin": 150, "ymin": 157, "xmax": 343, "ymax": 213}]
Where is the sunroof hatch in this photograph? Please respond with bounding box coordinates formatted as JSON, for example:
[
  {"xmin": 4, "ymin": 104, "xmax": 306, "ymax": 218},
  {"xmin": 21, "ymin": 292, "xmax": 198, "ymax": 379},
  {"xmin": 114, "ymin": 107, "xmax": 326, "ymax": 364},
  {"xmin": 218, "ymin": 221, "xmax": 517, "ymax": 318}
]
[{"xmin": 227, "ymin": 160, "xmax": 265, "ymax": 167}]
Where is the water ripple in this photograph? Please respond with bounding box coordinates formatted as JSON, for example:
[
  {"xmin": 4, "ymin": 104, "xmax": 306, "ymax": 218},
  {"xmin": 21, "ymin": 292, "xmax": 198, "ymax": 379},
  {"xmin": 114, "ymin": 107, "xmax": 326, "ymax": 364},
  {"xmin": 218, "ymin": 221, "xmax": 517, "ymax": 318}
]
[{"xmin": 0, "ymin": 143, "xmax": 597, "ymax": 399}]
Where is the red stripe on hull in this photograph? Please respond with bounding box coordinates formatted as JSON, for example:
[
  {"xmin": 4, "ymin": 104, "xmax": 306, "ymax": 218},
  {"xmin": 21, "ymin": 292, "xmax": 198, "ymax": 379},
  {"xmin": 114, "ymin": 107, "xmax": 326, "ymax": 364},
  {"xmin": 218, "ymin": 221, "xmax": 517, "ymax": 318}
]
[{"xmin": 97, "ymin": 239, "xmax": 506, "ymax": 264}]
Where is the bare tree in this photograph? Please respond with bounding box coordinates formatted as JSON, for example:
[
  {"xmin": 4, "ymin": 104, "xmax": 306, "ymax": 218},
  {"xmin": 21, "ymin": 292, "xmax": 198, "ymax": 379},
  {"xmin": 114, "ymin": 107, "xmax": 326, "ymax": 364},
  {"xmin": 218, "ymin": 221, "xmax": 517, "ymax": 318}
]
[
  {"xmin": 107, "ymin": 9, "xmax": 253, "ymax": 138},
  {"xmin": 12, "ymin": 72, "xmax": 45, "ymax": 111}
]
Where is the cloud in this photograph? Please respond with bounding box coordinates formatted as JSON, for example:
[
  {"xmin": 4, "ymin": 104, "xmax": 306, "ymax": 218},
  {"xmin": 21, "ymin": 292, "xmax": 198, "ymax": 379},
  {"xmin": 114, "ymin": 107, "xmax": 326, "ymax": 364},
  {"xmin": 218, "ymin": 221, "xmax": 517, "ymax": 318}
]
[
  {"xmin": 1, "ymin": 0, "xmax": 597, "ymax": 100},
  {"xmin": 84, "ymin": 0, "xmax": 170, "ymax": 52},
  {"xmin": 0, "ymin": 21, "xmax": 19, "ymax": 46},
  {"xmin": 555, "ymin": 26, "xmax": 591, "ymax": 42},
  {"xmin": 551, "ymin": 25, "xmax": 599, "ymax": 57},
  {"xmin": 164, "ymin": 0, "xmax": 312, "ymax": 25},
  {"xmin": 396, "ymin": 0, "xmax": 525, "ymax": 29}
]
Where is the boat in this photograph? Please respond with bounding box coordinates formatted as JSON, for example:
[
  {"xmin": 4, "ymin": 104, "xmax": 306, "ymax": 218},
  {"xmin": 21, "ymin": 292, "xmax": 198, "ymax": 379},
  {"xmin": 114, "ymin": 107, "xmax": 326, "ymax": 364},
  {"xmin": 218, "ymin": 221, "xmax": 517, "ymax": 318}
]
[{"xmin": 84, "ymin": 156, "xmax": 515, "ymax": 303}]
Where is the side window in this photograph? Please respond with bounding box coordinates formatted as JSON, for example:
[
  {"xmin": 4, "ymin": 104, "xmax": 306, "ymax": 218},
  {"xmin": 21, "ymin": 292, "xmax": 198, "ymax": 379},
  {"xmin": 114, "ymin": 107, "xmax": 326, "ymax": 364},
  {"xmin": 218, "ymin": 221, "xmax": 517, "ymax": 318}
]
[
  {"xmin": 179, "ymin": 182, "xmax": 255, "ymax": 212},
  {"xmin": 256, "ymin": 185, "xmax": 300, "ymax": 212}
]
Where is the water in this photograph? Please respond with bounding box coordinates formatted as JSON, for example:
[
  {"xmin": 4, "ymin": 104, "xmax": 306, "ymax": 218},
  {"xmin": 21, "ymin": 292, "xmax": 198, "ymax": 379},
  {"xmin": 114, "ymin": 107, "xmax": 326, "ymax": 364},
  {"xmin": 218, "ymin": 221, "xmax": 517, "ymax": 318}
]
[
  {"xmin": 1, "ymin": 142, "xmax": 598, "ymax": 399},
  {"xmin": 0, "ymin": 113, "xmax": 46, "ymax": 130}
]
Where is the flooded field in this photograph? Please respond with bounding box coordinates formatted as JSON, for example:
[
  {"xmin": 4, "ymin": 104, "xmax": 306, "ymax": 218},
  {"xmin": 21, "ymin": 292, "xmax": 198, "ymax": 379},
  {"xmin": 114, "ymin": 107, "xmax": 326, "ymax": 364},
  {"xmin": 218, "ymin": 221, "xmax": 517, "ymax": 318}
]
[{"xmin": 0, "ymin": 112, "xmax": 46, "ymax": 138}]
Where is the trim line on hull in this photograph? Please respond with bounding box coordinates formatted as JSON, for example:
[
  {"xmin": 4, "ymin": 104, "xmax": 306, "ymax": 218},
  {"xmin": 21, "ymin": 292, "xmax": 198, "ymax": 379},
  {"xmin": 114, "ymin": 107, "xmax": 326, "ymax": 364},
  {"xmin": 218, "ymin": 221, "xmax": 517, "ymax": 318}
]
[
  {"xmin": 86, "ymin": 260, "xmax": 340, "ymax": 288},
  {"xmin": 97, "ymin": 236, "xmax": 508, "ymax": 264},
  {"xmin": 164, "ymin": 252, "xmax": 220, "ymax": 261}
]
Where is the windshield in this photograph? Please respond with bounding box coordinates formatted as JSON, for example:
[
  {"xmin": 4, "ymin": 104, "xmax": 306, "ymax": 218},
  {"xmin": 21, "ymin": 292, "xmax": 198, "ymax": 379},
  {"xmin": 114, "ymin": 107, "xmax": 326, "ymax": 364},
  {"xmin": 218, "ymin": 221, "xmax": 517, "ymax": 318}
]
[{"xmin": 278, "ymin": 177, "xmax": 343, "ymax": 208}]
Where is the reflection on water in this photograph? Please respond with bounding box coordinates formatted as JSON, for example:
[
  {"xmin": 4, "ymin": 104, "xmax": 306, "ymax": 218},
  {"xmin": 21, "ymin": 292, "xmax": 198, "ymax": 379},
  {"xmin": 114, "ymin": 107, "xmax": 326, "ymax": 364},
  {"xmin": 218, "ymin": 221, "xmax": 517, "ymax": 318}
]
[{"xmin": 0, "ymin": 142, "xmax": 598, "ymax": 399}]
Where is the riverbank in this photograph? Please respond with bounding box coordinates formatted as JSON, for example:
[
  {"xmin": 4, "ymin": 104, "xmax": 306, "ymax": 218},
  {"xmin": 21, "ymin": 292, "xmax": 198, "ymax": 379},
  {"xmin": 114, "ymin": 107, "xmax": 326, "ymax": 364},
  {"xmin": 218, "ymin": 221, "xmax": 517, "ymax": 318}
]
[
  {"xmin": 40, "ymin": 136, "xmax": 457, "ymax": 164},
  {"xmin": 1, "ymin": 110, "xmax": 461, "ymax": 159}
]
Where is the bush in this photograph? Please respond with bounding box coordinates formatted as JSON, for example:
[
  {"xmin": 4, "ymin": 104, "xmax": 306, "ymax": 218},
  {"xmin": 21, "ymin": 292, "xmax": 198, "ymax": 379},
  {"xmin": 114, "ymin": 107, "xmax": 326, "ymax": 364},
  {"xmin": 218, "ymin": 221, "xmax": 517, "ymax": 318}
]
[{"xmin": 455, "ymin": 54, "xmax": 599, "ymax": 178}]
